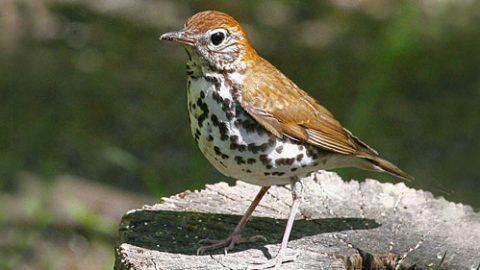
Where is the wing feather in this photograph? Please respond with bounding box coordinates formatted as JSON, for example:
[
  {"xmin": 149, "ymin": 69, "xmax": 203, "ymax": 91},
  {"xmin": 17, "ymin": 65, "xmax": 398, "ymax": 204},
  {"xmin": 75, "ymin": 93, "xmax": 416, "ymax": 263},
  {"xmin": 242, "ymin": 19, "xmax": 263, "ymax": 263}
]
[{"xmin": 240, "ymin": 56, "xmax": 377, "ymax": 156}]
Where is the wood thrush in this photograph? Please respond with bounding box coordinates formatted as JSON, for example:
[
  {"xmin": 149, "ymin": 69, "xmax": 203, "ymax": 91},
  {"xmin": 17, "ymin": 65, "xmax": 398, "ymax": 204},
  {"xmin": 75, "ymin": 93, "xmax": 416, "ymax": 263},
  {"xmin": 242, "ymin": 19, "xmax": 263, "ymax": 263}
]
[{"xmin": 161, "ymin": 10, "xmax": 413, "ymax": 269}]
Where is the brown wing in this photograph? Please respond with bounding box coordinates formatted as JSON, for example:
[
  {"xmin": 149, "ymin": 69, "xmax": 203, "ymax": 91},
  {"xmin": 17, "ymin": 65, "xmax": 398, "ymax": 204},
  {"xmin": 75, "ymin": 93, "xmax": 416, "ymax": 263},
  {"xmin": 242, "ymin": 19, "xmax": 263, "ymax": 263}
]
[{"xmin": 240, "ymin": 57, "xmax": 377, "ymax": 156}]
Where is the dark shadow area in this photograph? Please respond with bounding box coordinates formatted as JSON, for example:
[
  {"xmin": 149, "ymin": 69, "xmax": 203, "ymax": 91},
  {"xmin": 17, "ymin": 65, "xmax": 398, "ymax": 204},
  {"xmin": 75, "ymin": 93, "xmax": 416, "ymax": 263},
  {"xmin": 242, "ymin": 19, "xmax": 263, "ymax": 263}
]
[{"xmin": 119, "ymin": 209, "xmax": 380, "ymax": 256}]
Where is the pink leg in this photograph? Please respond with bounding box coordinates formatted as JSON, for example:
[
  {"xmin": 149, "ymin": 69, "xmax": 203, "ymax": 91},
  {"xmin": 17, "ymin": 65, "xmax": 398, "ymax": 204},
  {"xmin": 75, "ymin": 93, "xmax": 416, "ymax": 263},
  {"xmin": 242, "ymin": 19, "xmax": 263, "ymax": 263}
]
[
  {"xmin": 197, "ymin": 186, "xmax": 270, "ymax": 255},
  {"xmin": 247, "ymin": 178, "xmax": 303, "ymax": 270}
]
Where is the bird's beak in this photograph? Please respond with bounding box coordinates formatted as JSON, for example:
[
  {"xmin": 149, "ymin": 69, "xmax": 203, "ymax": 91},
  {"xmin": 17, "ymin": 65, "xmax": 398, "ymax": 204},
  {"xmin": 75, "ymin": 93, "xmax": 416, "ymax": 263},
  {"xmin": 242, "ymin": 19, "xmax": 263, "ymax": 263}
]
[{"xmin": 160, "ymin": 30, "xmax": 195, "ymax": 46}]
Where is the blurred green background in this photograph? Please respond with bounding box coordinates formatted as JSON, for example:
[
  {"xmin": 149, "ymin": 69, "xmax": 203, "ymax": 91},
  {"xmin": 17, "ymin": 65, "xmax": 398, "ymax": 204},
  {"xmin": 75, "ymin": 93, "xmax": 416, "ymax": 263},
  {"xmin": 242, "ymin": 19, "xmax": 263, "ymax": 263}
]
[{"xmin": 1, "ymin": 0, "xmax": 479, "ymax": 269}]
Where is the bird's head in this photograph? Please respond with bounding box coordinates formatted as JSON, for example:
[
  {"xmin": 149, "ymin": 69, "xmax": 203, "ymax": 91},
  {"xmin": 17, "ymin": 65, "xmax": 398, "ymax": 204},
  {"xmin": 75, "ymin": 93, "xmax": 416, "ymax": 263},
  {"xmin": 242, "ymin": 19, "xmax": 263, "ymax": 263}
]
[{"xmin": 160, "ymin": 10, "xmax": 255, "ymax": 72}]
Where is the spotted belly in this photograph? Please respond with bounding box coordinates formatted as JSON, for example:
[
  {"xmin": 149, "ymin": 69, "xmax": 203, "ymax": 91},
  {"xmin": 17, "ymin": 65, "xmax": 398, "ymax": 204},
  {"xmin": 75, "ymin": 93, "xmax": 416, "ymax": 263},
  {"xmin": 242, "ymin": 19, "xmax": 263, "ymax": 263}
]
[{"xmin": 186, "ymin": 76, "xmax": 340, "ymax": 186}]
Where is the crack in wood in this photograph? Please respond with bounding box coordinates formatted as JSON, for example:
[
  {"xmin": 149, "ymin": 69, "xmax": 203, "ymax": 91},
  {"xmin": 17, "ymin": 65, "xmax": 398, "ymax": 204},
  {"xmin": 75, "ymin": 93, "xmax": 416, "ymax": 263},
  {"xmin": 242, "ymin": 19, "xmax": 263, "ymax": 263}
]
[
  {"xmin": 396, "ymin": 238, "xmax": 424, "ymax": 269},
  {"xmin": 357, "ymin": 181, "xmax": 367, "ymax": 219},
  {"xmin": 205, "ymin": 187, "xmax": 238, "ymax": 202},
  {"xmin": 210, "ymin": 254, "xmax": 234, "ymax": 270},
  {"xmin": 316, "ymin": 177, "xmax": 337, "ymax": 217}
]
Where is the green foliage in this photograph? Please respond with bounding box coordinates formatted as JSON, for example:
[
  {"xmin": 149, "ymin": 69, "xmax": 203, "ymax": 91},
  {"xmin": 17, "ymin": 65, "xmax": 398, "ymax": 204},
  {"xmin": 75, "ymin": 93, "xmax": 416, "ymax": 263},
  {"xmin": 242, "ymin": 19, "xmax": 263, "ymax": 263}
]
[
  {"xmin": 1, "ymin": 1, "xmax": 479, "ymax": 209},
  {"xmin": 65, "ymin": 200, "xmax": 117, "ymax": 235}
]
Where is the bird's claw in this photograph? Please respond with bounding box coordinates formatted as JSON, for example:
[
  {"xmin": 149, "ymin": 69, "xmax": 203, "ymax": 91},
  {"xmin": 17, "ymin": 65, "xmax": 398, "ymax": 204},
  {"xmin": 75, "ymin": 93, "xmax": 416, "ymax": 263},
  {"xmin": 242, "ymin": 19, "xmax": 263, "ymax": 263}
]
[
  {"xmin": 196, "ymin": 234, "xmax": 267, "ymax": 255},
  {"xmin": 247, "ymin": 252, "xmax": 298, "ymax": 270}
]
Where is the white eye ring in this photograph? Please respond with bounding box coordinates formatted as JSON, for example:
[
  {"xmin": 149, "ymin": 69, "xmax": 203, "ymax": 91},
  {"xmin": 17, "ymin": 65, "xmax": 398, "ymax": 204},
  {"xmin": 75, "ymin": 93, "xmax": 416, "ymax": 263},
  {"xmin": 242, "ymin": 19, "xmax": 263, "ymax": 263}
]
[{"xmin": 209, "ymin": 29, "xmax": 228, "ymax": 46}]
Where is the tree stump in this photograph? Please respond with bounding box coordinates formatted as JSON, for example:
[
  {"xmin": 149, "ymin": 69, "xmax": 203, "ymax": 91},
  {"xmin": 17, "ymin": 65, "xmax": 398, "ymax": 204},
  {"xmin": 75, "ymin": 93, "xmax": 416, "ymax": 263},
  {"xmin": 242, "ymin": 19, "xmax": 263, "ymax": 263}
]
[{"xmin": 114, "ymin": 171, "xmax": 480, "ymax": 269}]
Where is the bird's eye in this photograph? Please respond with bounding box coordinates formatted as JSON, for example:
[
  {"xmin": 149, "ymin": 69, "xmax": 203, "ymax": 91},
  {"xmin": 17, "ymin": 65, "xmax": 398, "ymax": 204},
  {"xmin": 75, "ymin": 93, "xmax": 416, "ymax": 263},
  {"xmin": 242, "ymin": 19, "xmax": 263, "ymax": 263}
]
[{"xmin": 210, "ymin": 31, "xmax": 225, "ymax": 46}]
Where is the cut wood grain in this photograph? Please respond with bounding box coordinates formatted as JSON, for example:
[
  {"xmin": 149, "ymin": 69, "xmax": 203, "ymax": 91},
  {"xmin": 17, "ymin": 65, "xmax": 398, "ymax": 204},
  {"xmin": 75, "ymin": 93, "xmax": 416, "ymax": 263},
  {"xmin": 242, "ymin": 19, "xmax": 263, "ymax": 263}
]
[{"xmin": 115, "ymin": 171, "xmax": 480, "ymax": 270}]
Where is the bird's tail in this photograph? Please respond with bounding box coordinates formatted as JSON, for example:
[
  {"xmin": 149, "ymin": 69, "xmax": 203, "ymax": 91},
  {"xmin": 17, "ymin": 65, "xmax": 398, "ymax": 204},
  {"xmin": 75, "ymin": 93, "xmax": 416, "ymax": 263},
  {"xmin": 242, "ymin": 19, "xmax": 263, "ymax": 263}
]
[
  {"xmin": 348, "ymin": 132, "xmax": 413, "ymax": 181},
  {"xmin": 369, "ymin": 157, "xmax": 414, "ymax": 181}
]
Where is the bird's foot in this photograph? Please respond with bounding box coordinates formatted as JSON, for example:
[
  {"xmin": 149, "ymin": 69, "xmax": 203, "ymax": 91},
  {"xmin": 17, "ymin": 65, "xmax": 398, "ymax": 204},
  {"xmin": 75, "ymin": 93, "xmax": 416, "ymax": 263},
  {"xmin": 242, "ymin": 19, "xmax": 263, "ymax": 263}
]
[
  {"xmin": 197, "ymin": 234, "xmax": 267, "ymax": 255},
  {"xmin": 247, "ymin": 252, "xmax": 298, "ymax": 270}
]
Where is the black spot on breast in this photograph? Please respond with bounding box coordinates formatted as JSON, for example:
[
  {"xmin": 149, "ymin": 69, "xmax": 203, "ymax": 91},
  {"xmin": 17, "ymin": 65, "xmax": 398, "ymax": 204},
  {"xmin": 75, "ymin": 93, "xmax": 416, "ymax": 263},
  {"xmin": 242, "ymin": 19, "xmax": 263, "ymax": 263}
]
[
  {"xmin": 296, "ymin": 154, "xmax": 304, "ymax": 162},
  {"xmin": 255, "ymin": 128, "xmax": 265, "ymax": 136},
  {"xmin": 268, "ymin": 137, "xmax": 276, "ymax": 146},
  {"xmin": 212, "ymin": 91, "xmax": 223, "ymax": 104},
  {"xmin": 194, "ymin": 129, "xmax": 201, "ymax": 142},
  {"xmin": 291, "ymin": 168, "xmax": 298, "ymax": 172},
  {"xmin": 242, "ymin": 119, "xmax": 258, "ymax": 133},
  {"xmin": 208, "ymin": 135, "xmax": 214, "ymax": 142},
  {"xmin": 214, "ymin": 146, "xmax": 229, "ymax": 160},
  {"xmin": 218, "ymin": 122, "xmax": 229, "ymax": 141},
  {"xmin": 234, "ymin": 106, "xmax": 244, "ymax": 116},
  {"xmin": 259, "ymin": 154, "xmax": 272, "ymax": 167},
  {"xmin": 305, "ymin": 146, "xmax": 319, "ymax": 159},
  {"xmin": 237, "ymin": 113, "xmax": 270, "ymax": 136},
  {"xmin": 221, "ymin": 99, "xmax": 235, "ymax": 120},
  {"xmin": 230, "ymin": 140, "xmax": 247, "ymax": 152},
  {"xmin": 200, "ymin": 102, "xmax": 208, "ymax": 113},
  {"xmin": 230, "ymin": 142, "xmax": 240, "ymax": 150},
  {"xmin": 196, "ymin": 97, "xmax": 203, "ymax": 107},
  {"xmin": 275, "ymin": 145, "xmax": 283, "ymax": 154},
  {"xmin": 211, "ymin": 114, "xmax": 219, "ymax": 126},
  {"xmin": 197, "ymin": 114, "xmax": 207, "ymax": 128},
  {"xmin": 231, "ymin": 83, "xmax": 243, "ymax": 100},
  {"xmin": 247, "ymin": 143, "xmax": 260, "ymax": 154},
  {"xmin": 205, "ymin": 75, "xmax": 221, "ymax": 89},
  {"xmin": 247, "ymin": 140, "xmax": 273, "ymax": 154},
  {"xmin": 222, "ymin": 98, "xmax": 231, "ymax": 109},
  {"xmin": 234, "ymin": 119, "xmax": 241, "ymax": 128},
  {"xmin": 234, "ymin": 156, "xmax": 246, "ymax": 165},
  {"xmin": 247, "ymin": 158, "xmax": 256, "ymax": 164},
  {"xmin": 197, "ymin": 101, "xmax": 210, "ymax": 128},
  {"xmin": 237, "ymin": 144, "xmax": 247, "ymax": 152},
  {"xmin": 225, "ymin": 111, "xmax": 235, "ymax": 121},
  {"xmin": 286, "ymin": 158, "xmax": 295, "ymax": 165},
  {"xmin": 275, "ymin": 158, "xmax": 295, "ymax": 166},
  {"xmin": 200, "ymin": 91, "xmax": 205, "ymax": 98}
]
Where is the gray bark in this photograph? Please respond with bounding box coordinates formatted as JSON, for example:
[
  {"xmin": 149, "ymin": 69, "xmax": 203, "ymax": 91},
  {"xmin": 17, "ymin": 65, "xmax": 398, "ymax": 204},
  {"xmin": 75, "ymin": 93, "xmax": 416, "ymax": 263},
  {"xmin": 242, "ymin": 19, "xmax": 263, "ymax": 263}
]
[{"xmin": 115, "ymin": 171, "xmax": 480, "ymax": 270}]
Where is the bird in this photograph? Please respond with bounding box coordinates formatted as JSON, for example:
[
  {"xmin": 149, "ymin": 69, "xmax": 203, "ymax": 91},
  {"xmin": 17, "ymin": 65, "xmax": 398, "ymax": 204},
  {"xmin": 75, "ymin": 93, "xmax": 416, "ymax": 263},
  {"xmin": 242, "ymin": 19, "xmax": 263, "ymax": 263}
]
[{"xmin": 160, "ymin": 10, "xmax": 413, "ymax": 269}]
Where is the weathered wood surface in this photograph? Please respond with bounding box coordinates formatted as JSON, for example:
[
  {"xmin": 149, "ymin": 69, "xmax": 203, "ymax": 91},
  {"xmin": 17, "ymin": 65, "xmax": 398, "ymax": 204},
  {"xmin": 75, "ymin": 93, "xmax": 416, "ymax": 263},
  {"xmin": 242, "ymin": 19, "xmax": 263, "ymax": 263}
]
[{"xmin": 115, "ymin": 171, "xmax": 480, "ymax": 270}]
